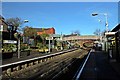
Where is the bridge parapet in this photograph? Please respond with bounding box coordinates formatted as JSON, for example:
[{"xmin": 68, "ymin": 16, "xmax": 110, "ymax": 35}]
[
  {"xmin": 63, "ymin": 35, "xmax": 99, "ymax": 47},
  {"xmin": 63, "ymin": 35, "xmax": 99, "ymax": 41}
]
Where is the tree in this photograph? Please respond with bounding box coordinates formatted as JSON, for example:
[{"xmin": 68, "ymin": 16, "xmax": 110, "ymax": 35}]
[
  {"xmin": 93, "ymin": 29, "xmax": 101, "ymax": 36},
  {"xmin": 71, "ymin": 30, "xmax": 80, "ymax": 35},
  {"xmin": 23, "ymin": 26, "xmax": 37, "ymax": 38},
  {"xmin": 6, "ymin": 17, "xmax": 23, "ymax": 32},
  {"xmin": 40, "ymin": 33, "xmax": 49, "ymax": 45},
  {"xmin": 74, "ymin": 30, "xmax": 80, "ymax": 35},
  {"xmin": 36, "ymin": 33, "xmax": 49, "ymax": 49},
  {"xmin": 23, "ymin": 26, "xmax": 37, "ymax": 46}
]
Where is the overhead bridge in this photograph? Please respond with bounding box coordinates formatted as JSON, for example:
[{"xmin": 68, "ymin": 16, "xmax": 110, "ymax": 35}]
[{"xmin": 63, "ymin": 35, "xmax": 99, "ymax": 47}]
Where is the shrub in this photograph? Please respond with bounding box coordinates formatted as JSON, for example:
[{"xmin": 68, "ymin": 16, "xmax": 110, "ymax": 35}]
[
  {"xmin": 20, "ymin": 43, "xmax": 28, "ymax": 51},
  {"xmin": 2, "ymin": 44, "xmax": 17, "ymax": 53},
  {"xmin": 36, "ymin": 43, "xmax": 43, "ymax": 49}
]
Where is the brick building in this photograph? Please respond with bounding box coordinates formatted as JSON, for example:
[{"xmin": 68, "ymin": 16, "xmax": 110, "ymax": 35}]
[
  {"xmin": 34, "ymin": 27, "xmax": 55, "ymax": 35},
  {"xmin": 23, "ymin": 27, "xmax": 55, "ymax": 46},
  {"xmin": 105, "ymin": 24, "xmax": 120, "ymax": 62}
]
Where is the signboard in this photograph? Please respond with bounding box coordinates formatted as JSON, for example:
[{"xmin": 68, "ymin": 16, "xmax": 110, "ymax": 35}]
[
  {"xmin": 3, "ymin": 40, "xmax": 17, "ymax": 44},
  {"xmin": 46, "ymin": 37, "xmax": 53, "ymax": 40},
  {"xmin": 105, "ymin": 32, "xmax": 116, "ymax": 36}
]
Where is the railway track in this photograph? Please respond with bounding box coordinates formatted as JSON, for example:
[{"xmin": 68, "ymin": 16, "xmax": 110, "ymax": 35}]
[
  {"xmin": 34, "ymin": 49, "xmax": 88, "ymax": 80},
  {"xmin": 1, "ymin": 48, "xmax": 89, "ymax": 79}
]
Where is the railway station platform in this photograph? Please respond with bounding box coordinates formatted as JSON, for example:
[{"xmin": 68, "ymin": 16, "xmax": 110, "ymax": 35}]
[
  {"xmin": 2, "ymin": 49, "xmax": 61, "ymax": 65},
  {"xmin": 79, "ymin": 50, "xmax": 120, "ymax": 80}
]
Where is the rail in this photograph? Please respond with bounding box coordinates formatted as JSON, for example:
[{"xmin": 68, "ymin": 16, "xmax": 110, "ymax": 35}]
[
  {"xmin": 0, "ymin": 48, "xmax": 78, "ymax": 68},
  {"xmin": 1, "ymin": 48, "xmax": 78, "ymax": 78}
]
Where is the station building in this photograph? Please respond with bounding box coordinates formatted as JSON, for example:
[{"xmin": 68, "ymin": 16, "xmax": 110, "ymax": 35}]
[{"xmin": 105, "ymin": 24, "xmax": 120, "ymax": 62}]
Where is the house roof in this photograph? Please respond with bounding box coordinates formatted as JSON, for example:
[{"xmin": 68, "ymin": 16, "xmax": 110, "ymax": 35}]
[
  {"xmin": 34, "ymin": 27, "xmax": 54, "ymax": 32},
  {"xmin": 0, "ymin": 15, "xmax": 5, "ymax": 20},
  {"xmin": 0, "ymin": 15, "xmax": 8, "ymax": 25}
]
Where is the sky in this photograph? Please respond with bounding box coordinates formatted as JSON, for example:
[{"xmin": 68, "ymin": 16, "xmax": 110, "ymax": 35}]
[
  {"xmin": 2, "ymin": 2, "xmax": 119, "ymax": 35},
  {"xmin": 2, "ymin": 0, "xmax": 120, "ymax": 2}
]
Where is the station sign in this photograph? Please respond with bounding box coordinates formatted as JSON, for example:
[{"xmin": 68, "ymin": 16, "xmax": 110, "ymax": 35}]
[
  {"xmin": 46, "ymin": 37, "xmax": 53, "ymax": 40},
  {"xmin": 105, "ymin": 32, "xmax": 116, "ymax": 36},
  {"xmin": 3, "ymin": 40, "xmax": 17, "ymax": 44}
]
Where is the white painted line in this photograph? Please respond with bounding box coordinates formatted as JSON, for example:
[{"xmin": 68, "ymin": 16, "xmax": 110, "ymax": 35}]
[
  {"xmin": 75, "ymin": 49, "xmax": 91, "ymax": 80},
  {"xmin": 0, "ymin": 48, "xmax": 77, "ymax": 68}
]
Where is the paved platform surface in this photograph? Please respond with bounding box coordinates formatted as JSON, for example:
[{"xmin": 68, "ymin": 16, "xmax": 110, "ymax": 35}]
[{"xmin": 80, "ymin": 50, "xmax": 120, "ymax": 80}]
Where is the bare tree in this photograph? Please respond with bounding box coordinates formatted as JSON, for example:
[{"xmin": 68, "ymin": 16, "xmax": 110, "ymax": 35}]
[
  {"xmin": 6, "ymin": 17, "xmax": 23, "ymax": 32},
  {"xmin": 71, "ymin": 30, "xmax": 80, "ymax": 35},
  {"xmin": 93, "ymin": 29, "xmax": 101, "ymax": 36}
]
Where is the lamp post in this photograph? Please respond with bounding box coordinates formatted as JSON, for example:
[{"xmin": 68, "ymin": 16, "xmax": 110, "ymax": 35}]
[
  {"xmin": 17, "ymin": 20, "xmax": 29, "ymax": 58},
  {"xmin": 18, "ymin": 33, "xmax": 21, "ymax": 58},
  {"xmin": 91, "ymin": 13, "xmax": 109, "ymax": 32},
  {"xmin": 48, "ymin": 36, "xmax": 51, "ymax": 53},
  {"xmin": 92, "ymin": 13, "xmax": 109, "ymax": 51}
]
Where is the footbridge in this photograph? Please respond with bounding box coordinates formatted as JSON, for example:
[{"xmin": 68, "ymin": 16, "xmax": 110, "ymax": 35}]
[{"xmin": 63, "ymin": 35, "xmax": 99, "ymax": 47}]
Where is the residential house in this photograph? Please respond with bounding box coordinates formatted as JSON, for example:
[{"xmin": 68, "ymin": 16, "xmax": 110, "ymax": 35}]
[{"xmin": 23, "ymin": 27, "xmax": 55, "ymax": 46}]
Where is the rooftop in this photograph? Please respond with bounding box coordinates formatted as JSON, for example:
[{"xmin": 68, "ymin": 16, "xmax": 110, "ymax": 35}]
[
  {"xmin": 34, "ymin": 27, "xmax": 55, "ymax": 32},
  {"xmin": 112, "ymin": 24, "xmax": 120, "ymax": 32}
]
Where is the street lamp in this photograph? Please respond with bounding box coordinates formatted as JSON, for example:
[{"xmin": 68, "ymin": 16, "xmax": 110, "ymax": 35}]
[
  {"xmin": 92, "ymin": 13, "xmax": 109, "ymax": 51},
  {"xmin": 17, "ymin": 20, "xmax": 29, "ymax": 58},
  {"xmin": 91, "ymin": 13, "xmax": 109, "ymax": 32},
  {"xmin": 92, "ymin": 13, "xmax": 98, "ymax": 16}
]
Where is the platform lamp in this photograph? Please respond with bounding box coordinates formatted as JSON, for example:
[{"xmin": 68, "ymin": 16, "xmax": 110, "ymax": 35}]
[
  {"xmin": 92, "ymin": 13, "xmax": 109, "ymax": 51},
  {"xmin": 14, "ymin": 20, "xmax": 29, "ymax": 58},
  {"xmin": 92, "ymin": 13, "xmax": 109, "ymax": 32}
]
